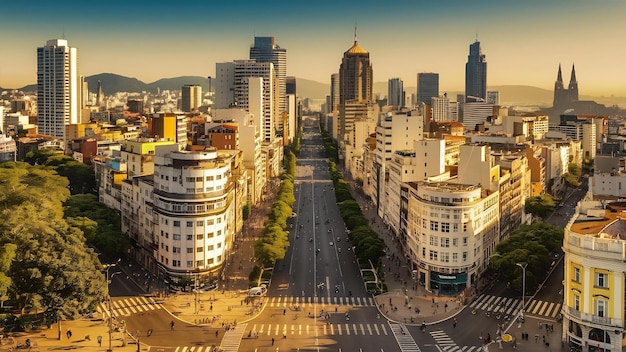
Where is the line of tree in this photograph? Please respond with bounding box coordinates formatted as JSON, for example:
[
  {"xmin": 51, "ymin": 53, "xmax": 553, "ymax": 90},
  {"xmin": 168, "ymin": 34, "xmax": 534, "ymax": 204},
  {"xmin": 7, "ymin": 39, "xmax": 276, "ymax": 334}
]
[
  {"xmin": 327, "ymin": 161, "xmax": 385, "ymax": 265},
  {"xmin": 317, "ymin": 125, "xmax": 385, "ymax": 269},
  {"xmin": 253, "ymin": 151, "xmax": 297, "ymax": 270},
  {"xmin": 0, "ymin": 162, "xmax": 106, "ymax": 329},
  {"xmin": 490, "ymin": 222, "xmax": 563, "ymax": 295}
]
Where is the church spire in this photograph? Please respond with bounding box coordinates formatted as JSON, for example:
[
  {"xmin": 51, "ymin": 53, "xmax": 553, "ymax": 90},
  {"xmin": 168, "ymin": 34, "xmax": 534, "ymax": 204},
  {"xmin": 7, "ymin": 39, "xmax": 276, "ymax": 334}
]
[
  {"xmin": 556, "ymin": 63, "xmax": 563, "ymax": 83},
  {"xmin": 354, "ymin": 23, "xmax": 358, "ymax": 45},
  {"xmin": 569, "ymin": 63, "xmax": 577, "ymax": 84}
]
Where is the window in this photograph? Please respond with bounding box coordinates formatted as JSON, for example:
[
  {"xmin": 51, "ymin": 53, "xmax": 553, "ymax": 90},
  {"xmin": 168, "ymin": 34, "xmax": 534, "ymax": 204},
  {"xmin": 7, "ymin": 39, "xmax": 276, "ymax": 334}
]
[
  {"xmin": 422, "ymin": 247, "xmax": 426, "ymax": 257},
  {"xmin": 452, "ymin": 238, "xmax": 458, "ymax": 247},
  {"xmin": 165, "ymin": 232, "xmax": 169, "ymax": 239},
  {"xmin": 186, "ymin": 177, "xmax": 194, "ymax": 182},
  {"xmin": 596, "ymin": 272, "xmax": 607, "ymax": 288},
  {"xmin": 463, "ymin": 222, "xmax": 468, "ymax": 232},
  {"xmin": 186, "ymin": 234, "xmax": 193, "ymax": 241},
  {"xmin": 463, "ymin": 237, "xmax": 468, "ymax": 246},
  {"xmin": 172, "ymin": 260, "xmax": 180, "ymax": 267},
  {"xmin": 196, "ymin": 177, "xmax": 203, "ymax": 182},
  {"xmin": 187, "ymin": 221, "xmax": 193, "ymax": 227},
  {"xmin": 453, "ymin": 223, "xmax": 459, "ymax": 232},
  {"xmin": 196, "ymin": 260, "xmax": 203, "ymax": 267},
  {"xmin": 207, "ymin": 245, "xmax": 214, "ymax": 250},
  {"xmin": 207, "ymin": 258, "xmax": 214, "ymax": 265},
  {"xmin": 441, "ymin": 253, "xmax": 449, "ymax": 263},
  {"xmin": 207, "ymin": 176, "xmax": 214, "ymax": 181},
  {"xmin": 186, "ymin": 248, "xmax": 193, "ymax": 254},
  {"xmin": 462, "ymin": 252, "xmax": 468, "ymax": 262},
  {"xmin": 573, "ymin": 267, "xmax": 580, "ymax": 283},
  {"xmin": 196, "ymin": 247, "xmax": 203, "ymax": 253},
  {"xmin": 573, "ymin": 294, "xmax": 580, "ymax": 311},
  {"xmin": 217, "ymin": 230, "xmax": 222, "ymax": 236},
  {"xmin": 173, "ymin": 234, "xmax": 181, "ymax": 240},
  {"xmin": 197, "ymin": 220, "xmax": 204, "ymax": 226},
  {"xmin": 422, "ymin": 220, "xmax": 427, "ymax": 229},
  {"xmin": 430, "ymin": 236, "xmax": 438, "ymax": 246},
  {"xmin": 429, "ymin": 250, "xmax": 438, "ymax": 261},
  {"xmin": 207, "ymin": 219, "xmax": 214, "ymax": 225},
  {"xmin": 430, "ymin": 221, "xmax": 439, "ymax": 231},
  {"xmin": 596, "ymin": 299, "xmax": 606, "ymax": 317},
  {"xmin": 173, "ymin": 247, "xmax": 180, "ymax": 253},
  {"xmin": 196, "ymin": 234, "xmax": 203, "ymax": 240},
  {"xmin": 173, "ymin": 221, "xmax": 180, "ymax": 227},
  {"xmin": 452, "ymin": 253, "xmax": 458, "ymax": 262},
  {"xmin": 186, "ymin": 261, "xmax": 193, "ymax": 268},
  {"xmin": 442, "ymin": 223, "xmax": 450, "ymax": 233},
  {"xmin": 441, "ymin": 238, "xmax": 450, "ymax": 248},
  {"xmin": 173, "ymin": 177, "xmax": 178, "ymax": 182}
]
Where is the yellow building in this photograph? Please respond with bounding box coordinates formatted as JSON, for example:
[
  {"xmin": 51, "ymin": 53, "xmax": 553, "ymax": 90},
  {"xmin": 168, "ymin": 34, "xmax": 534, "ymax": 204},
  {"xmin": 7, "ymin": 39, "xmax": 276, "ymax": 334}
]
[{"xmin": 562, "ymin": 200, "xmax": 626, "ymax": 351}]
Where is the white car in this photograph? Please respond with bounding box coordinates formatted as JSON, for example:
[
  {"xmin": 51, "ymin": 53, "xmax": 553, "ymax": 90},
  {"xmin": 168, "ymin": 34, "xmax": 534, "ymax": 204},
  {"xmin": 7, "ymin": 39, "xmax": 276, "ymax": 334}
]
[
  {"xmin": 291, "ymin": 212, "xmax": 297, "ymax": 217},
  {"xmin": 329, "ymin": 242, "xmax": 334, "ymax": 246}
]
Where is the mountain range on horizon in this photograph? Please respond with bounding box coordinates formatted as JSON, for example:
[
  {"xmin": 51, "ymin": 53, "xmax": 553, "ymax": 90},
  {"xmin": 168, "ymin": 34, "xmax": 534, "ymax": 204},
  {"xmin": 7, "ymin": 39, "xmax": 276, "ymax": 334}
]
[{"xmin": 3, "ymin": 73, "xmax": 626, "ymax": 108}]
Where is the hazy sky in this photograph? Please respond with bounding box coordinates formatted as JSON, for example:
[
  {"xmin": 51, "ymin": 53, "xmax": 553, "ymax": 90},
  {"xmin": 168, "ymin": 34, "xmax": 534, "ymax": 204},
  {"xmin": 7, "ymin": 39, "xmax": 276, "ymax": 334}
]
[{"xmin": 1, "ymin": 0, "xmax": 625, "ymax": 96}]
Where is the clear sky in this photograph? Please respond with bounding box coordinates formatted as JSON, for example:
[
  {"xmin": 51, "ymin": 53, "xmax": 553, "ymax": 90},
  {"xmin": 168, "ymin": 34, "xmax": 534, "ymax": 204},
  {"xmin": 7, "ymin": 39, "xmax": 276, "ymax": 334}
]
[{"xmin": 1, "ymin": 0, "xmax": 625, "ymax": 96}]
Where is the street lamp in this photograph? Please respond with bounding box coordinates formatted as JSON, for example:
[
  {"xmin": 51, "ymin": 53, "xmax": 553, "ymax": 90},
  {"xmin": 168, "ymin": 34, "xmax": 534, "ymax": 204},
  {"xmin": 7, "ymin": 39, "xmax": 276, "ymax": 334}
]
[
  {"xmin": 105, "ymin": 259, "xmax": 121, "ymax": 352},
  {"xmin": 516, "ymin": 263, "xmax": 528, "ymax": 315}
]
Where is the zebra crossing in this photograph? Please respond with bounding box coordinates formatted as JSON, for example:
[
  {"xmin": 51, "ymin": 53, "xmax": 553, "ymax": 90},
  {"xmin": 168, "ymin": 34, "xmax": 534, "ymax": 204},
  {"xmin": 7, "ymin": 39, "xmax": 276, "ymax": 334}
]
[
  {"xmin": 389, "ymin": 323, "xmax": 420, "ymax": 352},
  {"xmin": 219, "ymin": 323, "xmax": 247, "ymax": 352},
  {"xmin": 174, "ymin": 346, "xmax": 218, "ymax": 352},
  {"xmin": 266, "ymin": 296, "xmax": 375, "ymax": 308},
  {"xmin": 469, "ymin": 294, "xmax": 562, "ymax": 319},
  {"xmin": 246, "ymin": 322, "xmax": 390, "ymax": 336},
  {"xmin": 430, "ymin": 330, "xmax": 483, "ymax": 352},
  {"xmin": 97, "ymin": 296, "xmax": 163, "ymax": 318}
]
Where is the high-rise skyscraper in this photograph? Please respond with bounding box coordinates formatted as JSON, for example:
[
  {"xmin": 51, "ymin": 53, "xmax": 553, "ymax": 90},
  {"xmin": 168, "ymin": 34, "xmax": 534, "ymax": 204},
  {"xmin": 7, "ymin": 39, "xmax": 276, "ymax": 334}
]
[
  {"xmin": 37, "ymin": 39, "xmax": 79, "ymax": 140},
  {"xmin": 387, "ymin": 78, "xmax": 404, "ymax": 108},
  {"xmin": 181, "ymin": 84, "xmax": 203, "ymax": 112},
  {"xmin": 249, "ymin": 37, "xmax": 286, "ymax": 114},
  {"xmin": 417, "ymin": 73, "xmax": 439, "ymax": 105},
  {"xmin": 339, "ymin": 30, "xmax": 373, "ymax": 104},
  {"xmin": 553, "ymin": 64, "xmax": 578, "ymax": 108},
  {"xmin": 330, "ymin": 73, "xmax": 340, "ymax": 112},
  {"xmin": 465, "ymin": 41, "xmax": 487, "ymax": 100}
]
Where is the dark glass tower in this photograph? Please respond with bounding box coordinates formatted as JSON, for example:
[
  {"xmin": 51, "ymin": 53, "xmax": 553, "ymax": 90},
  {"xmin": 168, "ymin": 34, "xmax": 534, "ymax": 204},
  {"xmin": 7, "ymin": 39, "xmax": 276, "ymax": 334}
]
[
  {"xmin": 417, "ymin": 72, "xmax": 439, "ymax": 105},
  {"xmin": 465, "ymin": 41, "xmax": 487, "ymax": 100}
]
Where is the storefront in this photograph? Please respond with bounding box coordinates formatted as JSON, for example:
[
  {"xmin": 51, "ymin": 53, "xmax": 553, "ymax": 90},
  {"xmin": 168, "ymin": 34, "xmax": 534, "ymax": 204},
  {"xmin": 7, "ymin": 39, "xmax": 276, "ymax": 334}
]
[{"xmin": 429, "ymin": 271, "xmax": 467, "ymax": 295}]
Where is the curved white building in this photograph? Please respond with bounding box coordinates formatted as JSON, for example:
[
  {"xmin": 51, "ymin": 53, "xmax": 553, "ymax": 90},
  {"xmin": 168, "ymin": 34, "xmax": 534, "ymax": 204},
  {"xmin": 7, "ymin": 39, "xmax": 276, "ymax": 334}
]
[{"xmin": 407, "ymin": 180, "xmax": 499, "ymax": 294}]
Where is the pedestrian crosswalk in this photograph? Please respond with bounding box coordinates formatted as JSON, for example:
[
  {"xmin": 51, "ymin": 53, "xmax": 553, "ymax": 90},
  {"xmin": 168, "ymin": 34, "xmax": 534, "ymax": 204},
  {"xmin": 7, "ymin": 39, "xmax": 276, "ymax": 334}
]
[
  {"xmin": 429, "ymin": 330, "xmax": 483, "ymax": 352},
  {"xmin": 246, "ymin": 322, "xmax": 391, "ymax": 336},
  {"xmin": 97, "ymin": 296, "xmax": 163, "ymax": 318},
  {"xmin": 266, "ymin": 296, "xmax": 375, "ymax": 308},
  {"xmin": 469, "ymin": 294, "xmax": 562, "ymax": 319},
  {"xmin": 219, "ymin": 323, "xmax": 247, "ymax": 352},
  {"xmin": 389, "ymin": 323, "xmax": 420, "ymax": 352},
  {"xmin": 174, "ymin": 346, "xmax": 218, "ymax": 352}
]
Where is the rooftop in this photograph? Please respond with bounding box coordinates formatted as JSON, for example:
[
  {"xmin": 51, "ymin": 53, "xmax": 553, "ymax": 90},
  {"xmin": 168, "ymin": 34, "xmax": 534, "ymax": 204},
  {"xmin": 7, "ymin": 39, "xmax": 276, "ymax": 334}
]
[{"xmin": 570, "ymin": 201, "xmax": 626, "ymax": 239}]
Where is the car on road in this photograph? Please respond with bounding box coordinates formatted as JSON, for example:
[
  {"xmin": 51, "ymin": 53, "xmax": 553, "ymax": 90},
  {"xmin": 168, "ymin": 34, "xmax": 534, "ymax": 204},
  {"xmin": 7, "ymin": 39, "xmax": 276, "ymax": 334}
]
[{"xmin": 329, "ymin": 242, "xmax": 334, "ymax": 246}]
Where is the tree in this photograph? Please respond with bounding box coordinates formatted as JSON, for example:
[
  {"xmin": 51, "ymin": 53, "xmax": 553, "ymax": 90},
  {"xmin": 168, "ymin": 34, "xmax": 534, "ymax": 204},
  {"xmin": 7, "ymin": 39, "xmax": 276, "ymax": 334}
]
[
  {"xmin": 491, "ymin": 222, "xmax": 563, "ymax": 293},
  {"xmin": 0, "ymin": 163, "xmax": 106, "ymax": 321},
  {"xmin": 525, "ymin": 194, "xmax": 555, "ymax": 219}
]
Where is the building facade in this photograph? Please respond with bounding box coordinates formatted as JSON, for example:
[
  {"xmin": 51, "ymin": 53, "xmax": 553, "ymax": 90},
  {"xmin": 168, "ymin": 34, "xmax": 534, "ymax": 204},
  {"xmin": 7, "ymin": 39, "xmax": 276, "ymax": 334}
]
[
  {"xmin": 417, "ymin": 73, "xmax": 439, "ymax": 106},
  {"xmin": 37, "ymin": 39, "xmax": 80, "ymax": 141},
  {"xmin": 181, "ymin": 85, "xmax": 203, "ymax": 112}
]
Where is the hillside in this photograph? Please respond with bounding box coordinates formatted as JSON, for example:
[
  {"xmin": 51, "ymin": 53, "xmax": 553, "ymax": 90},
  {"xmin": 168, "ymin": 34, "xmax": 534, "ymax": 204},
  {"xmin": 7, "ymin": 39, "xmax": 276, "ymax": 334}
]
[
  {"xmin": 9, "ymin": 75, "xmax": 626, "ymax": 107},
  {"xmin": 16, "ymin": 73, "xmax": 211, "ymax": 96}
]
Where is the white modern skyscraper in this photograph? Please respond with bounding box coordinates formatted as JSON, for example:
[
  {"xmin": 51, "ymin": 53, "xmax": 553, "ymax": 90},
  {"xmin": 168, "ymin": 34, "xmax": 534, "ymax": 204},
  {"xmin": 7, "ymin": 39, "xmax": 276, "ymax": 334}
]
[
  {"xmin": 214, "ymin": 60, "xmax": 276, "ymax": 143},
  {"xmin": 249, "ymin": 37, "xmax": 286, "ymax": 114},
  {"xmin": 431, "ymin": 96, "xmax": 450, "ymax": 121},
  {"xmin": 37, "ymin": 39, "xmax": 79, "ymax": 141}
]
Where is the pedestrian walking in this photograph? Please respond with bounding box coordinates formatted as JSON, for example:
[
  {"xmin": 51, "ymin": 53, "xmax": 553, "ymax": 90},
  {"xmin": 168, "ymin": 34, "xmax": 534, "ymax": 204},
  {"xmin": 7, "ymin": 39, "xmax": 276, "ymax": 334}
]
[
  {"xmin": 170, "ymin": 320, "xmax": 175, "ymax": 331},
  {"xmin": 66, "ymin": 330, "xmax": 72, "ymax": 339},
  {"xmin": 97, "ymin": 335, "xmax": 102, "ymax": 347},
  {"xmin": 215, "ymin": 330, "xmax": 219, "ymax": 337},
  {"xmin": 453, "ymin": 317, "xmax": 457, "ymax": 328},
  {"xmin": 147, "ymin": 328, "xmax": 153, "ymax": 337},
  {"xmin": 271, "ymin": 337, "xmax": 275, "ymax": 346}
]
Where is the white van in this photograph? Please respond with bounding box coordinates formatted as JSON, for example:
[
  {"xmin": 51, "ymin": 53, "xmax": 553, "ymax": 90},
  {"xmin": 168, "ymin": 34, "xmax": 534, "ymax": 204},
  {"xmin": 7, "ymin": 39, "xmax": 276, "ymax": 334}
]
[{"xmin": 248, "ymin": 286, "xmax": 266, "ymax": 297}]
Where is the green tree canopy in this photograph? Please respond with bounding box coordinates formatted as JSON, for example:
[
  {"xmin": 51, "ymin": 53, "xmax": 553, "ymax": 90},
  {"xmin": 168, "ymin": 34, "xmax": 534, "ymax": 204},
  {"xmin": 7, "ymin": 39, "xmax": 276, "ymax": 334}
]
[
  {"xmin": 525, "ymin": 194, "xmax": 555, "ymax": 219},
  {"xmin": 0, "ymin": 163, "xmax": 106, "ymax": 320}
]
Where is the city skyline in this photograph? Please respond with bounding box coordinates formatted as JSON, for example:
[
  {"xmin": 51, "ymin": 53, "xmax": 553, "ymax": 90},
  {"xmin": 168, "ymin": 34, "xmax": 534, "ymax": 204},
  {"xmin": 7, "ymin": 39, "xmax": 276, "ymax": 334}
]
[{"xmin": 1, "ymin": 0, "xmax": 626, "ymax": 96}]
